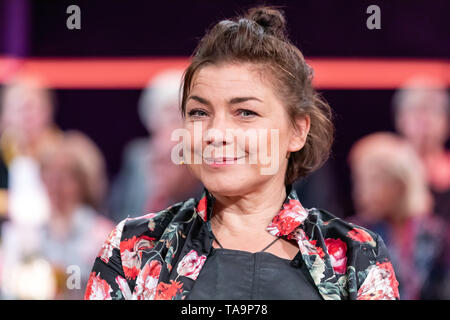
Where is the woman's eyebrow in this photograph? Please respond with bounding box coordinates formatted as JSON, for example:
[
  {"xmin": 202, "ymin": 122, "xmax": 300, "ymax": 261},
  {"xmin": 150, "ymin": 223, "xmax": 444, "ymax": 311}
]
[
  {"xmin": 187, "ymin": 95, "xmax": 212, "ymax": 107},
  {"xmin": 187, "ymin": 95, "xmax": 263, "ymax": 106},
  {"xmin": 229, "ymin": 97, "xmax": 263, "ymax": 104}
]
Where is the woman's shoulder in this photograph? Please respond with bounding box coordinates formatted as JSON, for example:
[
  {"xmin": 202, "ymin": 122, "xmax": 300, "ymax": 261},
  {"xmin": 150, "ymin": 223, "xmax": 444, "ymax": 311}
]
[
  {"xmin": 306, "ymin": 207, "xmax": 384, "ymax": 248},
  {"xmin": 96, "ymin": 198, "xmax": 198, "ymax": 266},
  {"xmin": 117, "ymin": 197, "xmax": 198, "ymax": 242},
  {"xmin": 307, "ymin": 207, "xmax": 400, "ymax": 300}
]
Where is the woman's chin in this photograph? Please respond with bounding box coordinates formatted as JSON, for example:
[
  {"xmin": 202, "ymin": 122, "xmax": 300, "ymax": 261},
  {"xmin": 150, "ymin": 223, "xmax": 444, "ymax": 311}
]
[
  {"xmin": 201, "ymin": 177, "xmax": 248, "ymax": 196},
  {"xmin": 201, "ymin": 174, "xmax": 267, "ymax": 197}
]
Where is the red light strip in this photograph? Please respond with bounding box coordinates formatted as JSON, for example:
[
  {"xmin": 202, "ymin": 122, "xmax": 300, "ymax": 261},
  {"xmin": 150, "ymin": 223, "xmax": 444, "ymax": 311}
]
[{"xmin": 0, "ymin": 56, "xmax": 448, "ymax": 89}]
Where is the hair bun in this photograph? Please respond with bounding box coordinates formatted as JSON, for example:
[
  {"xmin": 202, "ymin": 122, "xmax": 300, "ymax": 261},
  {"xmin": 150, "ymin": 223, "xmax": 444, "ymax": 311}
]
[{"xmin": 246, "ymin": 6, "xmax": 286, "ymax": 38}]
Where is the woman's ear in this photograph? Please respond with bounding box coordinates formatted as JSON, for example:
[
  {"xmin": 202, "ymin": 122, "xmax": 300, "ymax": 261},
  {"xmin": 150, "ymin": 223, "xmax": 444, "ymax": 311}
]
[{"xmin": 288, "ymin": 115, "xmax": 310, "ymax": 152}]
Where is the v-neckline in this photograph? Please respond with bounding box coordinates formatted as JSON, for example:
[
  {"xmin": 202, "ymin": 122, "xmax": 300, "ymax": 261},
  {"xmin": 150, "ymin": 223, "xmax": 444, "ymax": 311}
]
[{"xmin": 210, "ymin": 246, "xmax": 300, "ymax": 263}]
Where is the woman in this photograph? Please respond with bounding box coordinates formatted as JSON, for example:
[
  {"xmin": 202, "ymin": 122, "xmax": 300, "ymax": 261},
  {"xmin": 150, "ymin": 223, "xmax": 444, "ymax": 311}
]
[
  {"xmin": 85, "ymin": 6, "xmax": 399, "ymax": 300},
  {"xmin": 348, "ymin": 132, "xmax": 449, "ymax": 300}
]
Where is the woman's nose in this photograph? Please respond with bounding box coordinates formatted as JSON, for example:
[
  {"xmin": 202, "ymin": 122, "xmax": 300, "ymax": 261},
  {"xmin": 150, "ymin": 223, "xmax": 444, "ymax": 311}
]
[
  {"xmin": 205, "ymin": 129, "xmax": 233, "ymax": 147},
  {"xmin": 205, "ymin": 116, "xmax": 234, "ymax": 146}
]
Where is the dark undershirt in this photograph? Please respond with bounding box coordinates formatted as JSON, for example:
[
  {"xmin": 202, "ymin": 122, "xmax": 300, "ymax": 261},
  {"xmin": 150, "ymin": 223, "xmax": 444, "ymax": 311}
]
[{"xmin": 187, "ymin": 236, "xmax": 323, "ymax": 300}]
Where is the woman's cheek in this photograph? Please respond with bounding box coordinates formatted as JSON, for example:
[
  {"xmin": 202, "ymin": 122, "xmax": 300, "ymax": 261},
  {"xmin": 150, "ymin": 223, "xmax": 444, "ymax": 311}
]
[{"xmin": 180, "ymin": 123, "xmax": 201, "ymax": 164}]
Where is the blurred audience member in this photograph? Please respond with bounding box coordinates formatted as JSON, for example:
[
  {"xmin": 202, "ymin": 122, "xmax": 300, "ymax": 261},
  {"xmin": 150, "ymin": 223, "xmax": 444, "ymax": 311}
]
[
  {"xmin": 348, "ymin": 132, "xmax": 449, "ymax": 299},
  {"xmin": 0, "ymin": 75, "xmax": 63, "ymax": 298},
  {"xmin": 0, "ymin": 131, "xmax": 113, "ymax": 299},
  {"xmin": 392, "ymin": 76, "xmax": 450, "ymax": 219},
  {"xmin": 0, "ymin": 74, "xmax": 63, "ymax": 226},
  {"xmin": 108, "ymin": 69, "xmax": 202, "ymax": 222}
]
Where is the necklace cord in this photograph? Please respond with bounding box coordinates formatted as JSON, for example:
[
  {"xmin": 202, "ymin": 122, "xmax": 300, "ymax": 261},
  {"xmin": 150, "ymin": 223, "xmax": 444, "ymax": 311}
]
[{"xmin": 211, "ymin": 231, "xmax": 281, "ymax": 252}]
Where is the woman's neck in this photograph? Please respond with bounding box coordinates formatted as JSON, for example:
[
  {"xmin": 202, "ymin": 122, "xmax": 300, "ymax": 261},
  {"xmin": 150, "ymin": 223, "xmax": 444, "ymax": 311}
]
[{"xmin": 210, "ymin": 180, "xmax": 287, "ymax": 238}]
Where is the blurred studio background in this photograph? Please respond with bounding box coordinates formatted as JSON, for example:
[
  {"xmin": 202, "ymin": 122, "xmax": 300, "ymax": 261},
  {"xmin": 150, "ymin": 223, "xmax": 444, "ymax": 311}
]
[{"xmin": 0, "ymin": 0, "xmax": 448, "ymax": 299}]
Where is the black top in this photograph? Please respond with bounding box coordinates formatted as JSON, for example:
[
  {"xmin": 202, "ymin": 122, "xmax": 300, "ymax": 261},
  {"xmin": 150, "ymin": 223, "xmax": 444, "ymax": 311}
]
[{"xmin": 187, "ymin": 236, "xmax": 323, "ymax": 300}]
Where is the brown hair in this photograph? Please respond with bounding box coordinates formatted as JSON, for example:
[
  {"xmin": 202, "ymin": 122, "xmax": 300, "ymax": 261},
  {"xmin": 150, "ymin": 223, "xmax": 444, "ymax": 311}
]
[{"xmin": 181, "ymin": 6, "xmax": 335, "ymax": 185}]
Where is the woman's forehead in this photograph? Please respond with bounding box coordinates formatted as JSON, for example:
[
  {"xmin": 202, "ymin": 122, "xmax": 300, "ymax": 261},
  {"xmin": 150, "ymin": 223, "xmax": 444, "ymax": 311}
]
[{"xmin": 190, "ymin": 63, "xmax": 271, "ymax": 98}]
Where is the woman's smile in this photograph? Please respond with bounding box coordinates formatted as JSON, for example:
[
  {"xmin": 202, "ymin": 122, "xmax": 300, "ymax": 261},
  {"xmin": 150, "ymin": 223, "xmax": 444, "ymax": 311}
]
[{"xmin": 203, "ymin": 156, "xmax": 245, "ymax": 167}]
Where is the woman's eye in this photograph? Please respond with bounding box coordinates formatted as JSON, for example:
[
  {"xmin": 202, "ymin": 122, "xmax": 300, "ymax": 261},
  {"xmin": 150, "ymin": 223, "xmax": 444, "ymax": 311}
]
[
  {"xmin": 187, "ymin": 109, "xmax": 208, "ymax": 118},
  {"xmin": 237, "ymin": 109, "xmax": 258, "ymax": 118}
]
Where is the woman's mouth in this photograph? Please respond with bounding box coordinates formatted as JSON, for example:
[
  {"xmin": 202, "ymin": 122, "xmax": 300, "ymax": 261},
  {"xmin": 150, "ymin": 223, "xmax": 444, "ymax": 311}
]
[{"xmin": 203, "ymin": 156, "xmax": 244, "ymax": 167}]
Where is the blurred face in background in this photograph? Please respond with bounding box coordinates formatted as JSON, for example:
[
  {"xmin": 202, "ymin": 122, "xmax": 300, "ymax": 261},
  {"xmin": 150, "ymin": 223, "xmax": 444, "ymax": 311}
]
[
  {"xmin": 351, "ymin": 160, "xmax": 406, "ymax": 223},
  {"xmin": 41, "ymin": 151, "xmax": 83, "ymax": 215},
  {"xmin": 183, "ymin": 62, "xmax": 308, "ymax": 196},
  {"xmin": 1, "ymin": 78, "xmax": 53, "ymax": 144},
  {"xmin": 395, "ymin": 88, "xmax": 449, "ymax": 153},
  {"xmin": 151, "ymin": 101, "xmax": 195, "ymax": 193},
  {"xmin": 140, "ymin": 70, "xmax": 200, "ymax": 196}
]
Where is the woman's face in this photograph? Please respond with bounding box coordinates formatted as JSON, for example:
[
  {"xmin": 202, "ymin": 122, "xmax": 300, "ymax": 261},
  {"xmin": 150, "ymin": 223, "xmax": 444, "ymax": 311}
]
[{"xmin": 182, "ymin": 62, "xmax": 308, "ymax": 196}]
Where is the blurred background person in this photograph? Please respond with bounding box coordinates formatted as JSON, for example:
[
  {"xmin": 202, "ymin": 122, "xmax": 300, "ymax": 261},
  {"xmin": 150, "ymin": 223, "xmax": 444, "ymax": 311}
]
[
  {"xmin": 107, "ymin": 69, "xmax": 202, "ymax": 222},
  {"xmin": 0, "ymin": 74, "xmax": 63, "ymax": 298},
  {"xmin": 0, "ymin": 130, "xmax": 113, "ymax": 299},
  {"xmin": 348, "ymin": 132, "xmax": 449, "ymax": 300},
  {"xmin": 392, "ymin": 76, "xmax": 450, "ymax": 220},
  {"xmin": 0, "ymin": 74, "xmax": 63, "ymax": 226}
]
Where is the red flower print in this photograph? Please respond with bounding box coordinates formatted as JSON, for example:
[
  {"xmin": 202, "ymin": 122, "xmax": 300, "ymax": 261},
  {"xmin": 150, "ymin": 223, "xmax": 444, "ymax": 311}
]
[
  {"xmin": 84, "ymin": 272, "xmax": 113, "ymax": 300},
  {"xmin": 133, "ymin": 260, "xmax": 162, "ymax": 300},
  {"xmin": 115, "ymin": 276, "xmax": 132, "ymax": 300},
  {"xmin": 357, "ymin": 261, "xmax": 400, "ymax": 300},
  {"xmin": 196, "ymin": 196, "xmax": 207, "ymax": 221},
  {"xmin": 176, "ymin": 250, "xmax": 207, "ymax": 280},
  {"xmin": 154, "ymin": 280, "xmax": 183, "ymax": 300},
  {"xmin": 376, "ymin": 261, "xmax": 400, "ymax": 298},
  {"xmin": 120, "ymin": 235, "xmax": 156, "ymax": 280},
  {"xmin": 347, "ymin": 227, "xmax": 376, "ymax": 247},
  {"xmin": 325, "ymin": 238, "xmax": 347, "ymax": 274},
  {"xmin": 266, "ymin": 199, "xmax": 308, "ymax": 236},
  {"xmin": 120, "ymin": 235, "xmax": 156, "ymax": 252},
  {"xmin": 309, "ymin": 240, "xmax": 325, "ymax": 258},
  {"xmin": 97, "ymin": 220, "xmax": 126, "ymax": 263},
  {"xmin": 283, "ymin": 199, "xmax": 305, "ymax": 212},
  {"xmin": 291, "ymin": 228, "xmax": 324, "ymax": 258}
]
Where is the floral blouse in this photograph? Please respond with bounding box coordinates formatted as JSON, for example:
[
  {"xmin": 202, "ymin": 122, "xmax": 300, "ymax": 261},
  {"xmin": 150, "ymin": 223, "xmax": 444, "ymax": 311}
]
[{"xmin": 85, "ymin": 185, "xmax": 400, "ymax": 300}]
